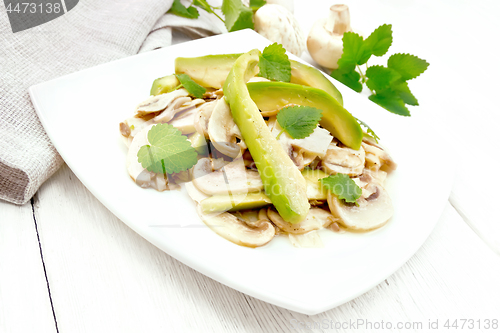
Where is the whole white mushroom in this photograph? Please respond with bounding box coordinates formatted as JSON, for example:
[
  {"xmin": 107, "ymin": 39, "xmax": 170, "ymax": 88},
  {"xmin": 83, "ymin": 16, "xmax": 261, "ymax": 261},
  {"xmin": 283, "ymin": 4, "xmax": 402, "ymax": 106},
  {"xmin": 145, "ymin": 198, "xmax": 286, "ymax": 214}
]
[
  {"xmin": 254, "ymin": 4, "xmax": 306, "ymax": 57},
  {"xmin": 307, "ymin": 4, "xmax": 355, "ymax": 69}
]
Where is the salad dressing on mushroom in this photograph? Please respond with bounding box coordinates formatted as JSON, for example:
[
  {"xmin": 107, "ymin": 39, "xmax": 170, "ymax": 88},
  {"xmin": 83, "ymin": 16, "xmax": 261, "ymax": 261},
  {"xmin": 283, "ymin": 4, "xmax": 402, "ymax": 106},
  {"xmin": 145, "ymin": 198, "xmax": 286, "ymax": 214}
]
[{"xmin": 119, "ymin": 46, "xmax": 397, "ymax": 248}]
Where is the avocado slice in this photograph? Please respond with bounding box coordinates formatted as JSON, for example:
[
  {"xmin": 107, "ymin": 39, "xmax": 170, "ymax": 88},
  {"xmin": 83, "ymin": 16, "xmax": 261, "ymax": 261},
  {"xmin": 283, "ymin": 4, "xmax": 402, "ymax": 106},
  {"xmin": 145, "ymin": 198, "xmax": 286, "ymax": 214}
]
[
  {"xmin": 150, "ymin": 74, "xmax": 180, "ymax": 96},
  {"xmin": 188, "ymin": 131, "xmax": 208, "ymax": 156},
  {"xmin": 290, "ymin": 61, "xmax": 343, "ymax": 105},
  {"xmin": 302, "ymin": 168, "xmax": 329, "ymax": 201},
  {"xmin": 247, "ymin": 81, "xmax": 363, "ymax": 150},
  {"xmin": 200, "ymin": 192, "xmax": 272, "ymax": 214},
  {"xmin": 175, "ymin": 53, "xmax": 343, "ymax": 104},
  {"xmin": 175, "ymin": 54, "xmax": 242, "ymax": 89},
  {"xmin": 223, "ymin": 49, "xmax": 310, "ymax": 224}
]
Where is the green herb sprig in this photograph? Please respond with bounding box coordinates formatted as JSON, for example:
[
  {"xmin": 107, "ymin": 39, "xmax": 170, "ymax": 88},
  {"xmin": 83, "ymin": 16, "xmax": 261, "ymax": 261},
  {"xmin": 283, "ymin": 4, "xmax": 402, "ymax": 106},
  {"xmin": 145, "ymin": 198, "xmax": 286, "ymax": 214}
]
[{"xmin": 331, "ymin": 24, "xmax": 429, "ymax": 116}]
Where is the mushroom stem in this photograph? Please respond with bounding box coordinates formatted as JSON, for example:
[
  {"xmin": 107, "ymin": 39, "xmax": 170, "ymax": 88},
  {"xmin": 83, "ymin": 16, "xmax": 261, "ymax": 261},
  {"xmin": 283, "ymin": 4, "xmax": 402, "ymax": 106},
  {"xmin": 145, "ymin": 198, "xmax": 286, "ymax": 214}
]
[{"xmin": 325, "ymin": 4, "xmax": 351, "ymax": 35}]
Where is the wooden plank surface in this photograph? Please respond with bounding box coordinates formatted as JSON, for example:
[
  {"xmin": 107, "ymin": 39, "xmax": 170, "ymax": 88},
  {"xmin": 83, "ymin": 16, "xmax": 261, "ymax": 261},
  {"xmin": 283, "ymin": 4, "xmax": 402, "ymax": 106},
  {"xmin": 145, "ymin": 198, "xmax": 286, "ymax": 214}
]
[
  {"xmin": 33, "ymin": 165, "xmax": 500, "ymax": 332},
  {"xmin": 0, "ymin": 200, "xmax": 56, "ymax": 333}
]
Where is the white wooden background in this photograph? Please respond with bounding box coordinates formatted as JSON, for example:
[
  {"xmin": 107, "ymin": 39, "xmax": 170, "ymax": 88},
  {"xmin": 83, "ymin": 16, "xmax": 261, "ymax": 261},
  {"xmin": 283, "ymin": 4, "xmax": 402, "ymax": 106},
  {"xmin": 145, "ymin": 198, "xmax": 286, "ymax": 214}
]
[{"xmin": 2, "ymin": 0, "xmax": 500, "ymax": 332}]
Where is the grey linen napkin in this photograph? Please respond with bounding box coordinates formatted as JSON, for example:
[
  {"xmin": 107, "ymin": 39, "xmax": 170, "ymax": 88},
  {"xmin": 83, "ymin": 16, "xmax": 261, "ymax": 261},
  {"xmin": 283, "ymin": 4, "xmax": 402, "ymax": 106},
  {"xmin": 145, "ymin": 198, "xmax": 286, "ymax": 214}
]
[{"xmin": 0, "ymin": 0, "xmax": 224, "ymax": 205}]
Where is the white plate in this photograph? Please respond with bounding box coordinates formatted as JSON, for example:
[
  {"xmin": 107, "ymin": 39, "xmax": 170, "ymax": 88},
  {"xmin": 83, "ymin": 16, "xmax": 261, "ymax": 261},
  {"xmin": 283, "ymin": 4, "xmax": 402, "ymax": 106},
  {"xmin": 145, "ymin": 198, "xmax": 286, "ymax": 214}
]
[{"xmin": 30, "ymin": 29, "xmax": 453, "ymax": 315}]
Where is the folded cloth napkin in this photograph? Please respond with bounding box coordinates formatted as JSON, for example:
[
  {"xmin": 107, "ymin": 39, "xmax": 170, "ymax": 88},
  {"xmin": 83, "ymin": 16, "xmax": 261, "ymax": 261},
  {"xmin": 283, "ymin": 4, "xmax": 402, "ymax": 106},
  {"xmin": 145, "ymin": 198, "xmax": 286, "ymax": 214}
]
[{"xmin": 0, "ymin": 0, "xmax": 225, "ymax": 205}]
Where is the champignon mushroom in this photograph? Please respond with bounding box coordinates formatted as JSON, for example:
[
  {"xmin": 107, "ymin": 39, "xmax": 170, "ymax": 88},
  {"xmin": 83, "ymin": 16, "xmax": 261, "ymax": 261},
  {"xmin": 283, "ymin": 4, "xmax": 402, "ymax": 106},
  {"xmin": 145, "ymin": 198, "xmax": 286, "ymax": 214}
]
[
  {"xmin": 307, "ymin": 4, "xmax": 355, "ymax": 69},
  {"xmin": 135, "ymin": 89, "xmax": 190, "ymax": 116},
  {"xmin": 267, "ymin": 207, "xmax": 333, "ymax": 234},
  {"xmin": 254, "ymin": 4, "xmax": 306, "ymax": 56},
  {"xmin": 361, "ymin": 140, "xmax": 397, "ymax": 173},
  {"xmin": 168, "ymin": 102, "xmax": 204, "ymax": 134},
  {"xmin": 207, "ymin": 97, "xmax": 242, "ymax": 158},
  {"xmin": 196, "ymin": 206, "xmax": 275, "ymax": 248},
  {"xmin": 194, "ymin": 100, "xmax": 217, "ymax": 139},
  {"xmin": 327, "ymin": 183, "xmax": 394, "ymax": 231},
  {"xmin": 192, "ymin": 158, "xmax": 264, "ymax": 195},
  {"xmin": 288, "ymin": 231, "xmax": 324, "ymax": 248},
  {"xmin": 322, "ymin": 142, "xmax": 365, "ymax": 177}
]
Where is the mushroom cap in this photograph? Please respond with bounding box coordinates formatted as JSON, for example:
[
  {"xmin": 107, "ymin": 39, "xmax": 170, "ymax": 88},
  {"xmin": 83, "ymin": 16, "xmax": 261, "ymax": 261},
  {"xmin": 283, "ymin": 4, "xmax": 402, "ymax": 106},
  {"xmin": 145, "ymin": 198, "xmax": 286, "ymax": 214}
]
[
  {"xmin": 267, "ymin": 207, "xmax": 333, "ymax": 234},
  {"xmin": 197, "ymin": 206, "xmax": 275, "ymax": 248},
  {"xmin": 327, "ymin": 183, "xmax": 394, "ymax": 231},
  {"xmin": 135, "ymin": 89, "xmax": 189, "ymax": 116},
  {"xmin": 322, "ymin": 142, "xmax": 365, "ymax": 177},
  {"xmin": 254, "ymin": 4, "xmax": 306, "ymax": 57},
  {"xmin": 208, "ymin": 97, "xmax": 241, "ymax": 158},
  {"xmin": 192, "ymin": 158, "xmax": 264, "ymax": 195}
]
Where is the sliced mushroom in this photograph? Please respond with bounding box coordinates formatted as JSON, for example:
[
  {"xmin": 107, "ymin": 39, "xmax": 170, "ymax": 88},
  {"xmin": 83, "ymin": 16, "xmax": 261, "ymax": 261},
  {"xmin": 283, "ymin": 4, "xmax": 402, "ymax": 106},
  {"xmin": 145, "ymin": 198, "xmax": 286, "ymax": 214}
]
[
  {"xmin": 208, "ymin": 97, "xmax": 242, "ymax": 158},
  {"xmin": 268, "ymin": 118, "xmax": 332, "ymax": 169},
  {"xmin": 327, "ymin": 183, "xmax": 393, "ymax": 231},
  {"xmin": 192, "ymin": 158, "xmax": 264, "ymax": 195},
  {"xmin": 194, "ymin": 100, "xmax": 217, "ymax": 138},
  {"xmin": 267, "ymin": 207, "xmax": 333, "ymax": 234},
  {"xmin": 362, "ymin": 140, "xmax": 397, "ymax": 173},
  {"xmin": 322, "ymin": 142, "xmax": 365, "ymax": 176},
  {"xmin": 185, "ymin": 181, "xmax": 209, "ymax": 203},
  {"xmin": 135, "ymin": 89, "xmax": 190, "ymax": 116},
  {"xmin": 288, "ymin": 231, "xmax": 324, "ymax": 248},
  {"xmin": 126, "ymin": 124, "xmax": 169, "ymax": 191},
  {"xmin": 152, "ymin": 96, "xmax": 192, "ymax": 123},
  {"xmin": 196, "ymin": 206, "xmax": 275, "ymax": 248},
  {"xmin": 168, "ymin": 103, "xmax": 201, "ymax": 134}
]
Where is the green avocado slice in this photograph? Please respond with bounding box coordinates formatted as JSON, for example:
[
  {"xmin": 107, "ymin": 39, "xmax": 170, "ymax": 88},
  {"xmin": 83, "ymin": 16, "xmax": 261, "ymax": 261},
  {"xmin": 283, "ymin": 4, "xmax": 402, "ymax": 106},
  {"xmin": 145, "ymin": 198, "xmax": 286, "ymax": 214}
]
[
  {"xmin": 175, "ymin": 53, "xmax": 343, "ymax": 104},
  {"xmin": 150, "ymin": 74, "xmax": 180, "ymax": 95},
  {"xmin": 223, "ymin": 50, "xmax": 310, "ymax": 224},
  {"xmin": 247, "ymin": 81, "xmax": 363, "ymax": 150}
]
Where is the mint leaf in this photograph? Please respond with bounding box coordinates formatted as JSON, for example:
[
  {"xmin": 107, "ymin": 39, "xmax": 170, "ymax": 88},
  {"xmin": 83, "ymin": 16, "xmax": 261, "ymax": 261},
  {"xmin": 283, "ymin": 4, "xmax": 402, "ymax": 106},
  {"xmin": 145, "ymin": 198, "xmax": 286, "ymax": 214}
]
[
  {"xmin": 356, "ymin": 118, "xmax": 380, "ymax": 142},
  {"xmin": 258, "ymin": 43, "xmax": 291, "ymax": 82},
  {"xmin": 175, "ymin": 74, "xmax": 206, "ymax": 98},
  {"xmin": 369, "ymin": 92, "xmax": 410, "ymax": 116},
  {"xmin": 320, "ymin": 174, "xmax": 362, "ymax": 204},
  {"xmin": 363, "ymin": 24, "xmax": 393, "ymax": 57},
  {"xmin": 366, "ymin": 65, "xmax": 401, "ymax": 92},
  {"xmin": 222, "ymin": 0, "xmax": 254, "ymax": 32},
  {"xmin": 249, "ymin": 0, "xmax": 266, "ymax": 10},
  {"xmin": 276, "ymin": 106, "xmax": 323, "ymax": 139},
  {"xmin": 387, "ymin": 53, "xmax": 429, "ymax": 80},
  {"xmin": 138, "ymin": 124, "xmax": 198, "ymax": 174},
  {"xmin": 168, "ymin": 0, "xmax": 200, "ymax": 19},
  {"xmin": 330, "ymin": 68, "xmax": 363, "ymax": 92},
  {"xmin": 336, "ymin": 32, "xmax": 366, "ymax": 69},
  {"xmin": 392, "ymin": 81, "xmax": 418, "ymax": 106}
]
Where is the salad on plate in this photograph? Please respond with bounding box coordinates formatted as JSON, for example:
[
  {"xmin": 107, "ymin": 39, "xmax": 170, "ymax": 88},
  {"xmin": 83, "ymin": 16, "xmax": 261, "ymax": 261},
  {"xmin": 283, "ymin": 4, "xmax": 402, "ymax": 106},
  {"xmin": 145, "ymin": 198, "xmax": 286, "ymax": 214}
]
[{"xmin": 119, "ymin": 43, "xmax": 397, "ymax": 248}]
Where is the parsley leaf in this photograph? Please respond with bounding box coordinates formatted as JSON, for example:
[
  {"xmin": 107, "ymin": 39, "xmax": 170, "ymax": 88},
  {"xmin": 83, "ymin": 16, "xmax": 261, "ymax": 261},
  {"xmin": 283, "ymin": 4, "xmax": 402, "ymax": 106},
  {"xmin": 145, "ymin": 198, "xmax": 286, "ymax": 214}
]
[
  {"xmin": 363, "ymin": 24, "xmax": 393, "ymax": 57},
  {"xmin": 175, "ymin": 74, "xmax": 206, "ymax": 98},
  {"xmin": 356, "ymin": 118, "xmax": 380, "ymax": 142},
  {"xmin": 365, "ymin": 65, "xmax": 401, "ymax": 92},
  {"xmin": 222, "ymin": 0, "xmax": 254, "ymax": 32},
  {"xmin": 168, "ymin": 0, "xmax": 200, "ymax": 19},
  {"xmin": 137, "ymin": 124, "xmax": 198, "ymax": 174},
  {"xmin": 320, "ymin": 174, "xmax": 362, "ymax": 204},
  {"xmin": 387, "ymin": 53, "xmax": 429, "ymax": 81},
  {"xmin": 276, "ymin": 106, "xmax": 323, "ymax": 139},
  {"xmin": 258, "ymin": 43, "xmax": 291, "ymax": 82}
]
